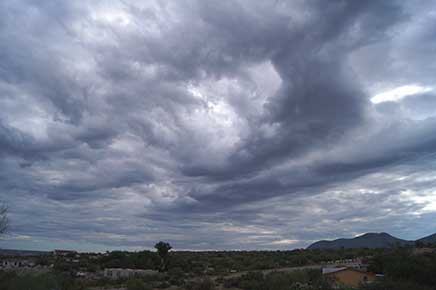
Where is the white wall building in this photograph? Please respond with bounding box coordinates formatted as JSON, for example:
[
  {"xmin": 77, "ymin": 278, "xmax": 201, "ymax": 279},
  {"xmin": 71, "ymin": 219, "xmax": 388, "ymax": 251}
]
[
  {"xmin": 104, "ymin": 268, "xmax": 158, "ymax": 279},
  {"xmin": 1, "ymin": 259, "xmax": 35, "ymax": 268}
]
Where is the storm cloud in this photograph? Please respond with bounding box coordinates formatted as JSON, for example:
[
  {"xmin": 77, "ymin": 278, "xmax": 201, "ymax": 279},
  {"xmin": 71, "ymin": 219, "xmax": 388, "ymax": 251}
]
[{"xmin": 1, "ymin": 0, "xmax": 436, "ymax": 251}]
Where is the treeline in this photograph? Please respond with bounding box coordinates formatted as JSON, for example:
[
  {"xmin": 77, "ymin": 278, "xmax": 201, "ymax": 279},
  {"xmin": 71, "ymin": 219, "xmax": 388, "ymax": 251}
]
[
  {"xmin": 2, "ymin": 245, "xmax": 435, "ymax": 290},
  {"xmin": 0, "ymin": 271, "xmax": 82, "ymax": 290},
  {"xmin": 366, "ymin": 248, "xmax": 436, "ymax": 290},
  {"xmin": 94, "ymin": 247, "xmax": 384, "ymax": 274},
  {"xmin": 221, "ymin": 270, "xmax": 335, "ymax": 290},
  {"xmin": 54, "ymin": 245, "xmax": 433, "ymax": 275},
  {"xmin": 98, "ymin": 250, "xmax": 160, "ymax": 270}
]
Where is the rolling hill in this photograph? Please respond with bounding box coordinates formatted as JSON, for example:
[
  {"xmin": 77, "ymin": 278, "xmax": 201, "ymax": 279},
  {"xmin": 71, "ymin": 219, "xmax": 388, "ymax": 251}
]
[
  {"xmin": 307, "ymin": 232, "xmax": 416, "ymax": 249},
  {"xmin": 417, "ymin": 233, "xmax": 436, "ymax": 244}
]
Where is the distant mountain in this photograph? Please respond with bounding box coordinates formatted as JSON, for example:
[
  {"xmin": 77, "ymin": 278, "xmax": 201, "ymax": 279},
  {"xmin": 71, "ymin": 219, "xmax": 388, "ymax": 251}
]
[
  {"xmin": 417, "ymin": 233, "xmax": 436, "ymax": 244},
  {"xmin": 307, "ymin": 232, "xmax": 414, "ymax": 249},
  {"xmin": 0, "ymin": 249, "xmax": 49, "ymax": 256}
]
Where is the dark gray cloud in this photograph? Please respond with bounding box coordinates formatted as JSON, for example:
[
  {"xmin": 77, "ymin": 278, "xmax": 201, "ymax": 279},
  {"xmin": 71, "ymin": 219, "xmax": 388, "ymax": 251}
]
[{"xmin": 1, "ymin": 0, "xmax": 436, "ymax": 251}]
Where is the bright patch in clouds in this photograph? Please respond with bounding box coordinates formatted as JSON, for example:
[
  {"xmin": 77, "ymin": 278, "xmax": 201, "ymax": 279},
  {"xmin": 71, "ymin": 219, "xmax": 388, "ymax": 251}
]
[
  {"xmin": 400, "ymin": 189, "xmax": 436, "ymax": 215},
  {"xmin": 371, "ymin": 85, "xmax": 433, "ymax": 104},
  {"xmin": 270, "ymin": 239, "xmax": 299, "ymax": 246},
  {"xmin": 90, "ymin": 7, "xmax": 132, "ymax": 27}
]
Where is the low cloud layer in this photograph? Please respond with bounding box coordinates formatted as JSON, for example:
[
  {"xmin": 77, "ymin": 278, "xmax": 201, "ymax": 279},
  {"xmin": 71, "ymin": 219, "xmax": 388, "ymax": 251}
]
[{"xmin": 1, "ymin": 0, "xmax": 436, "ymax": 251}]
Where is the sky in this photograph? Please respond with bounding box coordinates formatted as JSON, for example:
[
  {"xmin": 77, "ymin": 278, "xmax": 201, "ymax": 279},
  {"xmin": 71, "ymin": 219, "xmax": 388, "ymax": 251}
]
[{"xmin": 1, "ymin": 0, "xmax": 436, "ymax": 252}]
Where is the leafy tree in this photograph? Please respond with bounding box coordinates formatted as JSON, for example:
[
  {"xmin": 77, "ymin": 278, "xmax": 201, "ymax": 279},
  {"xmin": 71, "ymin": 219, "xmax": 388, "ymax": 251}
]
[
  {"xmin": 154, "ymin": 241, "xmax": 172, "ymax": 272},
  {"xmin": 127, "ymin": 279, "xmax": 152, "ymax": 290},
  {"xmin": 186, "ymin": 277, "xmax": 215, "ymax": 290},
  {"xmin": 368, "ymin": 249, "xmax": 436, "ymax": 288},
  {"xmin": 414, "ymin": 240, "xmax": 425, "ymax": 248}
]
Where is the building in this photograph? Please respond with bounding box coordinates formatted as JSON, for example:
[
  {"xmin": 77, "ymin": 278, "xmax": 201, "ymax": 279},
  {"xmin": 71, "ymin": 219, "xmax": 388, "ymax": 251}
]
[
  {"xmin": 104, "ymin": 268, "xmax": 158, "ymax": 279},
  {"xmin": 413, "ymin": 247, "xmax": 436, "ymax": 255},
  {"xmin": 1, "ymin": 259, "xmax": 35, "ymax": 268},
  {"xmin": 323, "ymin": 267, "xmax": 376, "ymax": 288},
  {"xmin": 325, "ymin": 257, "xmax": 369, "ymax": 271}
]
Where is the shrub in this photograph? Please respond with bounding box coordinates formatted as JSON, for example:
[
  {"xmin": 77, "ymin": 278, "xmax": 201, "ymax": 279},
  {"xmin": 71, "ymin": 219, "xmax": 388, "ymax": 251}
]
[
  {"xmin": 127, "ymin": 278, "xmax": 152, "ymax": 290},
  {"xmin": 186, "ymin": 277, "xmax": 215, "ymax": 290}
]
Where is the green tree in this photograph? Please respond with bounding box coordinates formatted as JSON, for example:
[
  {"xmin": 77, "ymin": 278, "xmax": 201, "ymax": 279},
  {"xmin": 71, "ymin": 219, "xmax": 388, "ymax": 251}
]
[
  {"xmin": 414, "ymin": 240, "xmax": 424, "ymax": 248},
  {"xmin": 154, "ymin": 241, "xmax": 172, "ymax": 272},
  {"xmin": 127, "ymin": 279, "xmax": 152, "ymax": 290},
  {"xmin": 186, "ymin": 277, "xmax": 215, "ymax": 290}
]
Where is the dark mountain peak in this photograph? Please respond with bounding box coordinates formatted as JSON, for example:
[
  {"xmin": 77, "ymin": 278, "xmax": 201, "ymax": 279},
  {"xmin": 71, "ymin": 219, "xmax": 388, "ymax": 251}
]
[
  {"xmin": 307, "ymin": 232, "xmax": 412, "ymax": 249},
  {"xmin": 418, "ymin": 233, "xmax": 436, "ymax": 244}
]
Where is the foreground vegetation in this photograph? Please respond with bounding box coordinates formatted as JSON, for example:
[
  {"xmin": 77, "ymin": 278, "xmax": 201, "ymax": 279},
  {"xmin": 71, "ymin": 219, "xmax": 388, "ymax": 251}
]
[{"xmin": 0, "ymin": 244, "xmax": 435, "ymax": 290}]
